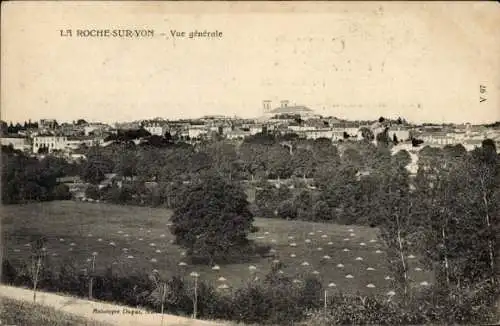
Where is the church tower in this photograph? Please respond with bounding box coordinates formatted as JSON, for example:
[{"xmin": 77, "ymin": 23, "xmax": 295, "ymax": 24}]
[{"xmin": 263, "ymin": 100, "xmax": 272, "ymax": 114}]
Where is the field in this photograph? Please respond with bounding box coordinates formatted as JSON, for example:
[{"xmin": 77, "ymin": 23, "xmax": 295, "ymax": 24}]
[{"xmin": 2, "ymin": 201, "xmax": 432, "ymax": 296}]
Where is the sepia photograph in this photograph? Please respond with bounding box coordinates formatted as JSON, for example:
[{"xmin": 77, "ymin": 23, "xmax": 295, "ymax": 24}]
[{"xmin": 1, "ymin": 1, "xmax": 499, "ymax": 325}]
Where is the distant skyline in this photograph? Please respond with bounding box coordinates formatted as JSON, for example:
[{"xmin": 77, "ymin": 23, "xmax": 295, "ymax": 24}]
[{"xmin": 2, "ymin": 2, "xmax": 499, "ymax": 125}]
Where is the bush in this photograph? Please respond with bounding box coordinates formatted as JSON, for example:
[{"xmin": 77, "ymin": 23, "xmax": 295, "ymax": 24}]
[
  {"xmin": 233, "ymin": 283, "xmax": 272, "ymax": 323},
  {"xmin": 304, "ymin": 285, "xmax": 500, "ymax": 326},
  {"xmin": 277, "ymin": 199, "xmax": 297, "ymax": 220},
  {"xmin": 1, "ymin": 259, "xmax": 17, "ymax": 284},
  {"xmin": 2, "ymin": 257, "xmax": 498, "ymax": 325},
  {"xmin": 312, "ymin": 200, "xmax": 331, "ymax": 221},
  {"xmin": 52, "ymin": 184, "xmax": 72, "ymax": 200},
  {"xmin": 85, "ymin": 185, "xmax": 101, "ymax": 200}
]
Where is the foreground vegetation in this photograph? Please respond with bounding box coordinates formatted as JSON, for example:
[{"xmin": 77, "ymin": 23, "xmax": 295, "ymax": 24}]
[
  {"xmin": 0, "ymin": 297, "xmax": 111, "ymax": 326},
  {"xmin": 2, "ymin": 259, "xmax": 497, "ymax": 325}
]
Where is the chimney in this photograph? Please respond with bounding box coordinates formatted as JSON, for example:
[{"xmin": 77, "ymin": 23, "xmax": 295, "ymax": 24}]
[{"xmin": 280, "ymin": 100, "xmax": 289, "ymax": 108}]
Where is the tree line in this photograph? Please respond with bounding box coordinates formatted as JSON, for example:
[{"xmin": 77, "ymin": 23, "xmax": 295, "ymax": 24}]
[{"xmin": 1, "ymin": 145, "xmax": 77, "ymax": 204}]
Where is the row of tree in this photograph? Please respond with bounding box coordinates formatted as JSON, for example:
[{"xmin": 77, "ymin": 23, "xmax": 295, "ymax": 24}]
[{"xmin": 1, "ymin": 146, "xmax": 75, "ymax": 204}]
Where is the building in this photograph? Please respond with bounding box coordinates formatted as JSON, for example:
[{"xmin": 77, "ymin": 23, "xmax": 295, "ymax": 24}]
[
  {"xmin": 84, "ymin": 123, "xmax": 110, "ymax": 136},
  {"xmin": 1, "ymin": 135, "xmax": 30, "ymax": 151},
  {"xmin": 143, "ymin": 122, "xmax": 168, "ymax": 136},
  {"xmin": 188, "ymin": 125, "xmax": 208, "ymax": 139},
  {"xmin": 419, "ymin": 131, "xmax": 456, "ymax": 146},
  {"xmin": 33, "ymin": 135, "xmax": 68, "ymax": 153},
  {"xmin": 39, "ymin": 119, "xmax": 58, "ymax": 130},
  {"xmin": 263, "ymin": 100, "xmax": 317, "ymax": 119},
  {"xmin": 388, "ymin": 127, "xmax": 411, "ymax": 142},
  {"xmin": 114, "ymin": 122, "xmax": 141, "ymax": 130},
  {"xmin": 65, "ymin": 136, "xmax": 101, "ymax": 150},
  {"xmin": 462, "ymin": 139, "xmax": 488, "ymax": 152},
  {"xmin": 226, "ymin": 129, "xmax": 250, "ymax": 140},
  {"xmin": 301, "ymin": 128, "xmax": 334, "ymax": 140}
]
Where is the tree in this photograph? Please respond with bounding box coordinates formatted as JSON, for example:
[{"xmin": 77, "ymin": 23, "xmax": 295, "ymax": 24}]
[
  {"xmin": 412, "ymin": 138, "xmax": 424, "ymax": 147},
  {"xmin": 462, "ymin": 141, "xmax": 499, "ymax": 286},
  {"xmin": 115, "ymin": 149, "xmax": 138, "ymax": 181},
  {"xmin": 291, "ymin": 148, "xmax": 314, "ymax": 179},
  {"xmin": 202, "ymin": 141, "xmax": 240, "ymax": 181},
  {"xmin": 2, "ymin": 150, "xmax": 71, "ymax": 204},
  {"xmin": 170, "ymin": 173, "xmax": 254, "ymax": 265},
  {"xmin": 359, "ymin": 127, "xmax": 375, "ymax": 142},
  {"xmin": 373, "ymin": 159, "xmax": 414, "ymax": 300},
  {"xmin": 0, "ymin": 121, "xmax": 8, "ymax": 134},
  {"xmin": 312, "ymin": 200, "xmax": 331, "ymax": 221},
  {"xmin": 52, "ymin": 184, "xmax": 71, "ymax": 200},
  {"xmin": 411, "ymin": 142, "xmax": 499, "ymax": 300},
  {"xmin": 266, "ymin": 145, "xmax": 293, "ymax": 179},
  {"xmin": 277, "ymin": 199, "xmax": 297, "ymax": 220},
  {"xmin": 393, "ymin": 150, "xmax": 411, "ymax": 168},
  {"xmin": 136, "ymin": 148, "xmax": 168, "ymax": 181},
  {"xmin": 164, "ymin": 131, "xmax": 173, "ymax": 143},
  {"xmin": 295, "ymin": 190, "xmax": 313, "ymax": 220},
  {"xmin": 255, "ymin": 182, "xmax": 292, "ymax": 218},
  {"xmin": 85, "ymin": 185, "xmax": 101, "ymax": 200},
  {"xmin": 80, "ymin": 147, "xmax": 114, "ymax": 184},
  {"xmin": 376, "ymin": 127, "xmax": 391, "ymax": 147},
  {"xmin": 239, "ymin": 143, "xmax": 267, "ymax": 181}
]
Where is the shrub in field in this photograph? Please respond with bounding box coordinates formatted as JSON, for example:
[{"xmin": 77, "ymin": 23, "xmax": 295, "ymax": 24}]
[
  {"xmin": 232, "ymin": 283, "xmax": 272, "ymax": 324},
  {"xmin": 85, "ymin": 185, "xmax": 101, "ymax": 200},
  {"xmin": 301, "ymin": 277, "xmax": 324, "ymax": 307},
  {"xmin": 276, "ymin": 199, "xmax": 297, "ymax": 220},
  {"xmin": 262, "ymin": 272, "xmax": 306, "ymax": 324},
  {"xmin": 51, "ymin": 184, "xmax": 72, "ymax": 200},
  {"xmin": 1, "ymin": 259, "xmax": 17, "ymax": 284},
  {"xmin": 249, "ymin": 225, "xmax": 260, "ymax": 233},
  {"xmin": 255, "ymin": 184, "xmax": 293, "ymax": 218},
  {"xmin": 312, "ymin": 200, "xmax": 331, "ymax": 221},
  {"xmin": 56, "ymin": 262, "xmax": 83, "ymax": 295}
]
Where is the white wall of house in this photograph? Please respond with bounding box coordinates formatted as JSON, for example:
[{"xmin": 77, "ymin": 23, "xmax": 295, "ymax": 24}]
[
  {"xmin": 388, "ymin": 129, "xmax": 411, "ymax": 142},
  {"xmin": 188, "ymin": 128, "xmax": 207, "ymax": 139},
  {"xmin": 33, "ymin": 136, "xmax": 68, "ymax": 153},
  {"xmin": 144, "ymin": 125, "xmax": 167, "ymax": 136}
]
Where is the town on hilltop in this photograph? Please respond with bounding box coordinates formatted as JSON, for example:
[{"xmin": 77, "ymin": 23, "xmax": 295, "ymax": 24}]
[{"xmin": 2, "ymin": 100, "xmax": 499, "ymax": 163}]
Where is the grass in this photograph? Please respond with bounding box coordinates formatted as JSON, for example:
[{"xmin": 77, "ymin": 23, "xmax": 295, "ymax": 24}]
[
  {"xmin": 2, "ymin": 201, "xmax": 432, "ymax": 296},
  {"xmin": 0, "ymin": 296, "xmax": 112, "ymax": 326}
]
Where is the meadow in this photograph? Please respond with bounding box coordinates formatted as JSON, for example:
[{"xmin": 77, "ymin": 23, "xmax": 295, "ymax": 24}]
[{"xmin": 2, "ymin": 201, "xmax": 432, "ymax": 296}]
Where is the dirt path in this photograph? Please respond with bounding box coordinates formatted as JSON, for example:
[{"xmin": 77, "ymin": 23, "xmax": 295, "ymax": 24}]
[{"xmin": 0, "ymin": 285, "xmax": 225, "ymax": 326}]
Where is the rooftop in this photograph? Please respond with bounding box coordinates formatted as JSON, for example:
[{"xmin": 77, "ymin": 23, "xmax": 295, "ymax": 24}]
[{"xmin": 269, "ymin": 105, "xmax": 313, "ymax": 114}]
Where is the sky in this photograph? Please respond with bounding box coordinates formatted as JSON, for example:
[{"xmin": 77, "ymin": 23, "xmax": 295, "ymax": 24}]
[{"xmin": 2, "ymin": 1, "xmax": 499, "ymax": 124}]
